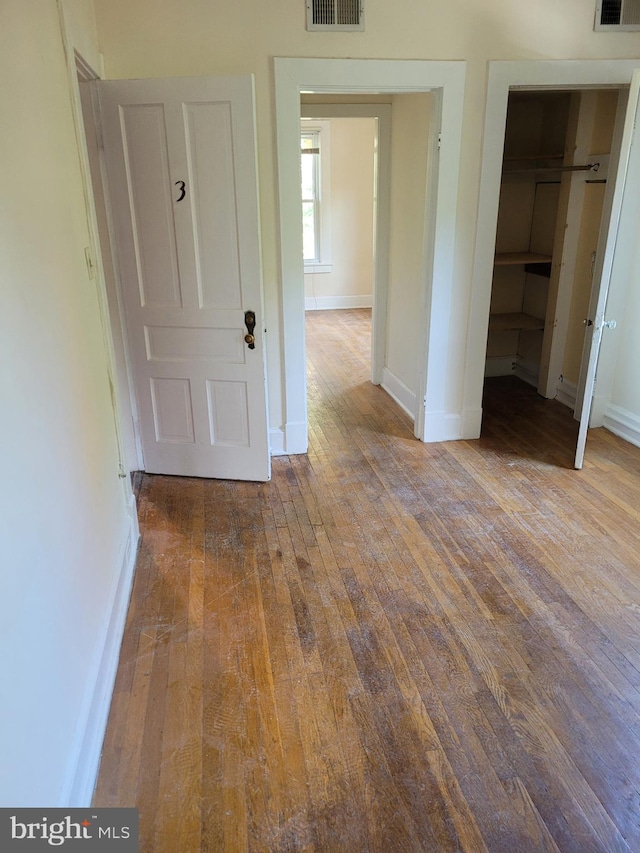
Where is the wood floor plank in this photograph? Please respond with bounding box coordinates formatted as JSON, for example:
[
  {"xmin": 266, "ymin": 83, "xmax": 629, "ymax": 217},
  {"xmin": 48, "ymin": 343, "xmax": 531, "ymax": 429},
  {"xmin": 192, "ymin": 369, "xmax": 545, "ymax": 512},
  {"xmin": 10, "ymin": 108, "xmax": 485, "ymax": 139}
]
[{"xmin": 94, "ymin": 309, "xmax": 640, "ymax": 852}]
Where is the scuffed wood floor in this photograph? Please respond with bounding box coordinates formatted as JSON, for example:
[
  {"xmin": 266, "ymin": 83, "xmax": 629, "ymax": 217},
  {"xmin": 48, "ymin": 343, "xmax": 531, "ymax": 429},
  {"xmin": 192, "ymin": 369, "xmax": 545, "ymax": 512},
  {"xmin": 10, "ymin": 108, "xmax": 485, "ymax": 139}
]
[{"xmin": 94, "ymin": 309, "xmax": 640, "ymax": 852}]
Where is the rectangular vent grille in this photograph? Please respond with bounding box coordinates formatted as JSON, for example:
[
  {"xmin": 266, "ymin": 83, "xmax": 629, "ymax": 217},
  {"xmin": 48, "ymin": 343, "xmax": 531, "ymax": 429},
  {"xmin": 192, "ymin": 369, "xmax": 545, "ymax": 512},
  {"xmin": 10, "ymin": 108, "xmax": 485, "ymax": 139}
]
[
  {"xmin": 595, "ymin": 0, "xmax": 640, "ymax": 28},
  {"xmin": 306, "ymin": 0, "xmax": 364, "ymax": 31}
]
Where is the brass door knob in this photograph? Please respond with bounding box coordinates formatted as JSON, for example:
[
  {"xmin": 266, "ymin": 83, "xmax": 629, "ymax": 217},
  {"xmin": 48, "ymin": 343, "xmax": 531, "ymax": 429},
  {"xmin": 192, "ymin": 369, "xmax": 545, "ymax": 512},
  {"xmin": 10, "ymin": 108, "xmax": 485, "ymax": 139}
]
[{"xmin": 244, "ymin": 310, "xmax": 256, "ymax": 349}]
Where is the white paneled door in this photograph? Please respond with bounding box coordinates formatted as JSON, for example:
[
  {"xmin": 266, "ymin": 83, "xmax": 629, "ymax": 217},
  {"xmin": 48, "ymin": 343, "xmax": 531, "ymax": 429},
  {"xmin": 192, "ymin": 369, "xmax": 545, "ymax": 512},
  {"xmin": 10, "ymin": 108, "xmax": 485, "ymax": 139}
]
[
  {"xmin": 99, "ymin": 77, "xmax": 270, "ymax": 480},
  {"xmin": 574, "ymin": 69, "xmax": 640, "ymax": 469}
]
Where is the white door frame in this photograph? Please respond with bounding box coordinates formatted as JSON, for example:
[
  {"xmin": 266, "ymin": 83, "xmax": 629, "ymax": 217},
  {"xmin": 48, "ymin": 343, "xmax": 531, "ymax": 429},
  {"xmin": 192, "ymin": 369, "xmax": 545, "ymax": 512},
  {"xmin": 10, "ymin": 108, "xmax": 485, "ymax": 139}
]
[
  {"xmin": 56, "ymin": 2, "xmax": 144, "ymax": 474},
  {"xmin": 56, "ymin": 9, "xmax": 143, "ymax": 476},
  {"xmin": 274, "ymin": 58, "xmax": 466, "ymax": 453},
  {"xmin": 300, "ymin": 103, "xmax": 391, "ymax": 387},
  {"xmin": 465, "ymin": 59, "xmax": 640, "ymax": 438},
  {"xmin": 78, "ymin": 76, "xmax": 144, "ymax": 473}
]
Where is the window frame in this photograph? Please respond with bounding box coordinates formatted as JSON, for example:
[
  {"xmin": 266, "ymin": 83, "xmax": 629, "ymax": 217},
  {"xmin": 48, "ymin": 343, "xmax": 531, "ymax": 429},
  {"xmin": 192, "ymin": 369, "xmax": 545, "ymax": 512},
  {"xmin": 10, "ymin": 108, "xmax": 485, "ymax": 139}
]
[{"xmin": 301, "ymin": 120, "xmax": 332, "ymax": 273}]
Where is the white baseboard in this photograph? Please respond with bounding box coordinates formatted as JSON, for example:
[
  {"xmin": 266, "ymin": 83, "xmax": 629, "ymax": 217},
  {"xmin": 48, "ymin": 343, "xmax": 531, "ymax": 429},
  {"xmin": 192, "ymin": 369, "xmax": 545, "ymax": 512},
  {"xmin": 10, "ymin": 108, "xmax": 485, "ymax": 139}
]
[
  {"xmin": 284, "ymin": 420, "xmax": 308, "ymax": 455},
  {"xmin": 305, "ymin": 295, "xmax": 372, "ymax": 311},
  {"xmin": 590, "ymin": 393, "xmax": 609, "ymax": 428},
  {"xmin": 443, "ymin": 413, "xmax": 463, "ymax": 440},
  {"xmin": 269, "ymin": 422, "xmax": 308, "ymax": 456},
  {"xmin": 421, "ymin": 410, "xmax": 465, "ymax": 442},
  {"xmin": 484, "ymin": 355, "xmax": 539, "ymax": 388},
  {"xmin": 381, "ymin": 368, "xmax": 416, "ymax": 421},
  {"xmin": 461, "ymin": 407, "xmax": 483, "ymax": 439},
  {"xmin": 375, "ymin": 386, "xmax": 476, "ymax": 442},
  {"xmin": 555, "ymin": 377, "xmax": 578, "ymax": 410},
  {"xmin": 603, "ymin": 403, "xmax": 640, "ymax": 449},
  {"xmin": 270, "ymin": 427, "xmax": 286, "ymax": 456},
  {"xmin": 61, "ymin": 498, "xmax": 139, "ymax": 806},
  {"xmin": 513, "ymin": 356, "xmax": 539, "ymax": 388}
]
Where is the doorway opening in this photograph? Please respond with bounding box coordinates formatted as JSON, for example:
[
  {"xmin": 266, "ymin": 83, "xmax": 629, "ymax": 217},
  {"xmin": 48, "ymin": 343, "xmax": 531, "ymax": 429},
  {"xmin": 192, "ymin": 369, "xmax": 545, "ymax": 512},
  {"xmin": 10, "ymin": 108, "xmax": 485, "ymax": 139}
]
[
  {"xmin": 299, "ymin": 94, "xmax": 439, "ymax": 434},
  {"xmin": 275, "ymin": 58, "xmax": 466, "ymax": 454},
  {"xmin": 300, "ymin": 114, "xmax": 377, "ymax": 316},
  {"xmin": 481, "ymin": 86, "xmax": 625, "ymax": 465},
  {"xmin": 300, "ymin": 110, "xmax": 378, "ymax": 392},
  {"xmin": 299, "ymin": 110, "xmax": 379, "ymax": 437}
]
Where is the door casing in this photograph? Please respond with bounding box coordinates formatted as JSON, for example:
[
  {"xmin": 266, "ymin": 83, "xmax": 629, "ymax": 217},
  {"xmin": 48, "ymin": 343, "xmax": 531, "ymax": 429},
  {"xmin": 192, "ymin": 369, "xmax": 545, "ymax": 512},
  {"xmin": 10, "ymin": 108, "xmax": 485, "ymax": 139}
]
[
  {"xmin": 467, "ymin": 59, "xmax": 640, "ymax": 453},
  {"xmin": 274, "ymin": 57, "xmax": 467, "ymax": 452}
]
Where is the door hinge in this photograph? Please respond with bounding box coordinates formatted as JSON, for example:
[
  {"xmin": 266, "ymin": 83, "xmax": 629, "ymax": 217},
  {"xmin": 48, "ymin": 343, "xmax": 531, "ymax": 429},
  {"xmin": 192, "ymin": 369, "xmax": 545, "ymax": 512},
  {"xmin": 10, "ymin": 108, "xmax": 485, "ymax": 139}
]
[
  {"xmin": 92, "ymin": 88, "xmax": 105, "ymax": 151},
  {"xmin": 437, "ymin": 132, "xmax": 442, "ymax": 151},
  {"xmin": 118, "ymin": 463, "xmax": 128, "ymax": 479}
]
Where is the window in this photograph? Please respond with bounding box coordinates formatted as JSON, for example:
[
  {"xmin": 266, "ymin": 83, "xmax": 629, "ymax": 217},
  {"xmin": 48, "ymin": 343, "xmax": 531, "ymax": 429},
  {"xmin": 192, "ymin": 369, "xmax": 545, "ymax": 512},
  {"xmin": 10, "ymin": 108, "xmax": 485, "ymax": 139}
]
[
  {"xmin": 301, "ymin": 120, "xmax": 331, "ymax": 272},
  {"xmin": 301, "ymin": 131, "xmax": 320, "ymax": 262}
]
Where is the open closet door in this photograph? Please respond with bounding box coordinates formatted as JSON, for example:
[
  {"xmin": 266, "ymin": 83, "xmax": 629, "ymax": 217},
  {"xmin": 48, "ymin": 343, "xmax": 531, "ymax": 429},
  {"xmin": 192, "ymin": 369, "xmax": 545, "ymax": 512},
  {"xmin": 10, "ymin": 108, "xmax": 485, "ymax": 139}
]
[{"xmin": 574, "ymin": 69, "xmax": 640, "ymax": 469}]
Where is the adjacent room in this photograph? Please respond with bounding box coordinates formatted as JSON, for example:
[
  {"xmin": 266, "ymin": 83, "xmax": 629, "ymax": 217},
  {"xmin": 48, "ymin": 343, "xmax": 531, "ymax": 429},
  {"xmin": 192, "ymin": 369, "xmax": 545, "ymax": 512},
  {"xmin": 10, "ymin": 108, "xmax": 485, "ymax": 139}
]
[{"xmin": 3, "ymin": 1, "xmax": 640, "ymax": 851}]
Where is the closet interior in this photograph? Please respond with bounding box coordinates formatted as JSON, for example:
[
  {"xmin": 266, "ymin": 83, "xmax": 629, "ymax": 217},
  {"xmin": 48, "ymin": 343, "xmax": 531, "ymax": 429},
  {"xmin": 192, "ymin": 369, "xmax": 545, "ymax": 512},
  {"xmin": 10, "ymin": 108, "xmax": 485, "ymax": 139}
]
[{"xmin": 484, "ymin": 88, "xmax": 620, "ymax": 409}]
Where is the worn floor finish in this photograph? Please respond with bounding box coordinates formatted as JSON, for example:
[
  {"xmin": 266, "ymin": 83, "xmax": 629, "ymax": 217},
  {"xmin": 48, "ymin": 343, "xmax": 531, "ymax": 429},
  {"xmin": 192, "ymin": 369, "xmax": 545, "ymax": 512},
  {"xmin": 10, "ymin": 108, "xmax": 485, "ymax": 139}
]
[{"xmin": 94, "ymin": 309, "xmax": 640, "ymax": 852}]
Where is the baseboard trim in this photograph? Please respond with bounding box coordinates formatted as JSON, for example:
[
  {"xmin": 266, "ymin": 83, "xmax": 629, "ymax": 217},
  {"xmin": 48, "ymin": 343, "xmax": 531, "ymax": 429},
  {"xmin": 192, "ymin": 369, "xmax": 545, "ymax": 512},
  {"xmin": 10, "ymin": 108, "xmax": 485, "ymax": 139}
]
[
  {"xmin": 269, "ymin": 422, "xmax": 308, "ymax": 456},
  {"xmin": 421, "ymin": 410, "xmax": 465, "ymax": 442},
  {"xmin": 603, "ymin": 403, "xmax": 640, "ymax": 449},
  {"xmin": 270, "ymin": 427, "xmax": 286, "ymax": 456},
  {"xmin": 590, "ymin": 393, "xmax": 609, "ymax": 428},
  {"xmin": 381, "ymin": 368, "xmax": 416, "ymax": 421},
  {"xmin": 513, "ymin": 356, "xmax": 539, "ymax": 389},
  {"xmin": 555, "ymin": 377, "xmax": 578, "ymax": 410},
  {"xmin": 461, "ymin": 407, "xmax": 483, "ymax": 439},
  {"xmin": 284, "ymin": 420, "xmax": 308, "ymax": 455},
  {"xmin": 61, "ymin": 500, "xmax": 139, "ymax": 806},
  {"xmin": 443, "ymin": 413, "xmax": 463, "ymax": 440},
  {"xmin": 305, "ymin": 295, "xmax": 372, "ymax": 311}
]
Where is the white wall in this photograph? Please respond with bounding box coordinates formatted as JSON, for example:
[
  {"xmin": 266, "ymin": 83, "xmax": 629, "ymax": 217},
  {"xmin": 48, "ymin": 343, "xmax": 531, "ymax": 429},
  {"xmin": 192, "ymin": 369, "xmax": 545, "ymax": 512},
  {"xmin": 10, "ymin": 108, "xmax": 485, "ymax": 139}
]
[
  {"xmin": 600, "ymin": 129, "xmax": 640, "ymax": 445},
  {"xmin": 383, "ymin": 93, "xmax": 432, "ymax": 416},
  {"xmin": 93, "ymin": 0, "xmax": 640, "ymax": 445},
  {"xmin": 0, "ymin": 0, "xmax": 136, "ymax": 805},
  {"xmin": 79, "ymin": 81, "xmax": 139, "ymax": 471},
  {"xmin": 609, "ymin": 232, "xmax": 640, "ymax": 425},
  {"xmin": 304, "ymin": 117, "xmax": 376, "ymax": 310}
]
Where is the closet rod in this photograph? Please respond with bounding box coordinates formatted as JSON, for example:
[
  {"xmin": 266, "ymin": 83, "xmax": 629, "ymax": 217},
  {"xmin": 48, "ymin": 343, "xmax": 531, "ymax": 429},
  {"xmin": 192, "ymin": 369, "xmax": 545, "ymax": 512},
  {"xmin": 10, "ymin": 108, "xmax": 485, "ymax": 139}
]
[{"xmin": 503, "ymin": 162, "xmax": 600, "ymax": 175}]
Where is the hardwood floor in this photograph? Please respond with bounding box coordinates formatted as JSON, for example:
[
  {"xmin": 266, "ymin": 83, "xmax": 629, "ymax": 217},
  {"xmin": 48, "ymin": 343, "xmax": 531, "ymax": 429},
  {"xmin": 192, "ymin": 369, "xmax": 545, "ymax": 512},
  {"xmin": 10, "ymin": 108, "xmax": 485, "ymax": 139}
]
[{"xmin": 94, "ymin": 308, "xmax": 640, "ymax": 852}]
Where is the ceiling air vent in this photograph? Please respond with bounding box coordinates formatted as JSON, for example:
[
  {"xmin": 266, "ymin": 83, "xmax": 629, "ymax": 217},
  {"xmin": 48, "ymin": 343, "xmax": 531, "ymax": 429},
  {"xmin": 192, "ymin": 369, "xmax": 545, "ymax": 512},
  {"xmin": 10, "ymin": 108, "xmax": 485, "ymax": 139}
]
[
  {"xmin": 595, "ymin": 0, "xmax": 640, "ymax": 29},
  {"xmin": 306, "ymin": 0, "xmax": 364, "ymax": 31}
]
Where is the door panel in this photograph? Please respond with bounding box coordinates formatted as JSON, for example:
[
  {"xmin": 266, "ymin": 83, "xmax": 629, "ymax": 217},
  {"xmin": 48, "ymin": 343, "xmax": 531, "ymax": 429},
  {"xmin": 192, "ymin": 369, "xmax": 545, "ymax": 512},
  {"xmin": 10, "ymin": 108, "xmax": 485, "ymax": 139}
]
[
  {"xmin": 207, "ymin": 380, "xmax": 251, "ymax": 446},
  {"xmin": 99, "ymin": 76, "xmax": 270, "ymax": 480},
  {"xmin": 574, "ymin": 69, "xmax": 640, "ymax": 469},
  {"xmin": 122, "ymin": 104, "xmax": 182, "ymax": 308},
  {"xmin": 185, "ymin": 102, "xmax": 243, "ymax": 309},
  {"xmin": 150, "ymin": 378, "xmax": 195, "ymax": 443}
]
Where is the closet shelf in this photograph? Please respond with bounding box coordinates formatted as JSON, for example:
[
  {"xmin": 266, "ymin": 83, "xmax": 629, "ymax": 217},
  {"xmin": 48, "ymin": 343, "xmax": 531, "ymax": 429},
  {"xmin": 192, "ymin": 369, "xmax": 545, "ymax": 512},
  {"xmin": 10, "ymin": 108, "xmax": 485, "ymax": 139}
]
[
  {"xmin": 489, "ymin": 313, "xmax": 545, "ymax": 332},
  {"xmin": 494, "ymin": 252, "xmax": 552, "ymax": 266}
]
